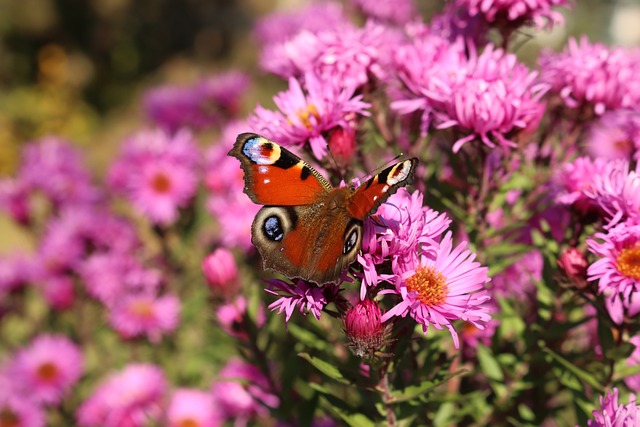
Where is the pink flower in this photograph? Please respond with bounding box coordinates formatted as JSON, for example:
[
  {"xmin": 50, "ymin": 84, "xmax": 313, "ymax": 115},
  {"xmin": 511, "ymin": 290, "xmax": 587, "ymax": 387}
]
[
  {"xmin": 109, "ymin": 128, "xmax": 199, "ymax": 226},
  {"xmin": 0, "ymin": 379, "xmax": 45, "ymax": 427},
  {"xmin": 491, "ymin": 249, "xmax": 542, "ymax": 299},
  {"xmin": 76, "ymin": 363, "xmax": 166, "ymax": 427},
  {"xmin": 0, "ymin": 178, "xmax": 30, "ymax": 224},
  {"xmin": 0, "ymin": 255, "xmax": 32, "ymax": 296},
  {"xmin": 585, "ymin": 388, "xmax": 640, "ymax": 426},
  {"xmin": 382, "ymin": 232, "xmax": 492, "ymax": 348},
  {"xmin": 588, "ymin": 221, "xmax": 640, "ymax": 301},
  {"xmin": 249, "ymin": 72, "xmax": 370, "ymax": 159},
  {"xmin": 266, "ymin": 279, "xmax": 339, "ymax": 323},
  {"xmin": 166, "ymin": 389, "xmax": 221, "ymax": 427},
  {"xmin": 539, "ymin": 37, "xmax": 640, "ymax": 115},
  {"xmin": 108, "ymin": 292, "xmax": 180, "ymax": 343},
  {"xmin": 343, "ymin": 299, "xmax": 387, "ymax": 358},
  {"xmin": 202, "ymin": 248, "xmax": 239, "ymax": 297},
  {"xmin": 38, "ymin": 274, "xmax": 75, "ymax": 310},
  {"xmin": 456, "ymin": 0, "xmax": 570, "ymax": 29},
  {"xmin": 9, "ymin": 334, "xmax": 83, "ymax": 405},
  {"xmin": 216, "ymin": 296, "xmax": 266, "ymax": 339},
  {"xmin": 625, "ymin": 336, "xmax": 640, "ymax": 392},
  {"xmin": 212, "ymin": 359, "xmax": 279, "ymax": 422},
  {"xmin": 557, "ymin": 248, "xmax": 588, "ymax": 282},
  {"xmin": 461, "ymin": 300, "xmax": 498, "ymax": 356},
  {"xmin": 350, "ymin": 0, "xmax": 417, "ymax": 24},
  {"xmin": 586, "ymin": 110, "xmax": 640, "ymax": 161},
  {"xmin": 554, "ymin": 156, "xmax": 609, "ymax": 213}
]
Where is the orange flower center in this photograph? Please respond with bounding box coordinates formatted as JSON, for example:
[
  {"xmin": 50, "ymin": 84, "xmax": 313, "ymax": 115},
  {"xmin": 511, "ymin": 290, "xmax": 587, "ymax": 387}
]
[
  {"xmin": 37, "ymin": 361, "xmax": 59, "ymax": 382},
  {"xmin": 0, "ymin": 408, "xmax": 19, "ymax": 427},
  {"xmin": 151, "ymin": 172, "xmax": 172, "ymax": 194},
  {"xmin": 177, "ymin": 418, "xmax": 200, "ymax": 427},
  {"xmin": 131, "ymin": 301, "xmax": 154, "ymax": 319},
  {"xmin": 405, "ymin": 266, "xmax": 448, "ymax": 306},
  {"xmin": 617, "ymin": 245, "xmax": 640, "ymax": 280},
  {"xmin": 289, "ymin": 104, "xmax": 320, "ymax": 131}
]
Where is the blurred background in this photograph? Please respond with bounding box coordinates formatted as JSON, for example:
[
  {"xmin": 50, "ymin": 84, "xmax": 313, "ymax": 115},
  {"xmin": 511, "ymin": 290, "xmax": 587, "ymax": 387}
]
[{"xmin": 0, "ymin": 0, "xmax": 638, "ymax": 249}]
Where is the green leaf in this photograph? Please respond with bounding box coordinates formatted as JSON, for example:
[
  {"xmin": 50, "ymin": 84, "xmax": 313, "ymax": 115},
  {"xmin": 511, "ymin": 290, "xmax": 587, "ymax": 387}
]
[
  {"xmin": 299, "ymin": 353, "xmax": 350, "ymax": 385},
  {"xmin": 477, "ymin": 344, "xmax": 504, "ymax": 382},
  {"xmin": 597, "ymin": 317, "xmax": 615, "ymax": 356},
  {"xmin": 288, "ymin": 323, "xmax": 329, "ymax": 352},
  {"xmin": 541, "ymin": 345, "xmax": 604, "ymax": 392},
  {"xmin": 389, "ymin": 370, "xmax": 468, "ymax": 404},
  {"xmin": 311, "ymin": 383, "xmax": 376, "ymax": 427}
]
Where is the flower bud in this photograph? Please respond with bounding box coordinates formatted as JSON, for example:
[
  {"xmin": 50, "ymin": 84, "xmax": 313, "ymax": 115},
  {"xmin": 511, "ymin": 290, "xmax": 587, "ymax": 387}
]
[
  {"xmin": 328, "ymin": 127, "xmax": 356, "ymax": 166},
  {"xmin": 343, "ymin": 299, "xmax": 386, "ymax": 358},
  {"xmin": 557, "ymin": 247, "xmax": 588, "ymax": 282},
  {"xmin": 202, "ymin": 248, "xmax": 239, "ymax": 297}
]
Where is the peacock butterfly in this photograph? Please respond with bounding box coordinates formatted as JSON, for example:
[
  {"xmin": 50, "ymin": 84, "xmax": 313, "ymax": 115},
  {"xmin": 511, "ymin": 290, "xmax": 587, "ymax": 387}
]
[{"xmin": 229, "ymin": 133, "xmax": 418, "ymax": 284}]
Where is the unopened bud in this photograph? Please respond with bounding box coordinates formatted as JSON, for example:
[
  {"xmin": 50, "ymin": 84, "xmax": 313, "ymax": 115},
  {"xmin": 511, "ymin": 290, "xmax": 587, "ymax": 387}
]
[
  {"xmin": 558, "ymin": 247, "xmax": 588, "ymax": 285},
  {"xmin": 343, "ymin": 299, "xmax": 386, "ymax": 358},
  {"xmin": 202, "ymin": 248, "xmax": 239, "ymax": 297}
]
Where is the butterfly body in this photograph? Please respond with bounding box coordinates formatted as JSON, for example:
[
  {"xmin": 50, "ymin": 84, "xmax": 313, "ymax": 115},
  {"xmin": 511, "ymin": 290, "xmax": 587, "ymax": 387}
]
[{"xmin": 229, "ymin": 133, "xmax": 417, "ymax": 284}]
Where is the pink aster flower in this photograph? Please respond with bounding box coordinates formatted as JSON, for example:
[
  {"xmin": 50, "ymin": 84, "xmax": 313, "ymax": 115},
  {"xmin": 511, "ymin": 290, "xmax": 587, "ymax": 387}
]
[
  {"xmin": 108, "ymin": 292, "xmax": 180, "ymax": 343},
  {"xmin": 38, "ymin": 274, "xmax": 75, "ymax": 310},
  {"xmin": 18, "ymin": 136, "xmax": 100, "ymax": 207},
  {"xmin": 166, "ymin": 388, "xmax": 221, "ymax": 427},
  {"xmin": 0, "ymin": 380, "xmax": 45, "ymax": 427},
  {"xmin": 605, "ymin": 291, "xmax": 640, "ymax": 326},
  {"xmin": 586, "ymin": 159, "xmax": 640, "ymax": 228},
  {"xmin": 0, "ymin": 254, "xmax": 32, "ymax": 296},
  {"xmin": 350, "ymin": 0, "xmax": 416, "ymax": 24},
  {"xmin": 625, "ymin": 336, "xmax": 640, "ymax": 392},
  {"xmin": 202, "ymin": 248, "xmax": 239, "ymax": 297},
  {"xmin": 491, "ymin": 249, "xmax": 542, "ymax": 299},
  {"xmin": 249, "ymin": 72, "xmax": 370, "ymax": 159},
  {"xmin": 539, "ymin": 37, "xmax": 640, "ymax": 115},
  {"xmin": 586, "ymin": 110, "xmax": 640, "ymax": 160},
  {"xmin": 266, "ymin": 279, "xmax": 340, "ymax": 323},
  {"xmin": 109, "ymin": 128, "xmax": 199, "ymax": 226},
  {"xmin": 588, "ymin": 221, "xmax": 640, "ymax": 301},
  {"xmin": 584, "ymin": 388, "xmax": 640, "ymax": 427},
  {"xmin": 9, "ymin": 334, "xmax": 83, "ymax": 405},
  {"xmin": 0, "ymin": 177, "xmax": 30, "ymax": 224},
  {"xmin": 382, "ymin": 231, "xmax": 492, "ymax": 348},
  {"xmin": 216, "ymin": 296, "xmax": 266, "ymax": 340},
  {"xmin": 456, "ymin": 0, "xmax": 569, "ymax": 29},
  {"xmin": 554, "ymin": 156, "xmax": 609, "ymax": 215},
  {"xmin": 76, "ymin": 363, "xmax": 166, "ymax": 427},
  {"xmin": 212, "ymin": 359, "xmax": 279, "ymax": 422}
]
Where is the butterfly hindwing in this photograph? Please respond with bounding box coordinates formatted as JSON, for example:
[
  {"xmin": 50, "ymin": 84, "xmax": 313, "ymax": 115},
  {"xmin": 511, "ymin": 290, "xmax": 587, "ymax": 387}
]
[
  {"xmin": 228, "ymin": 133, "xmax": 332, "ymax": 206},
  {"xmin": 347, "ymin": 159, "xmax": 418, "ymax": 220}
]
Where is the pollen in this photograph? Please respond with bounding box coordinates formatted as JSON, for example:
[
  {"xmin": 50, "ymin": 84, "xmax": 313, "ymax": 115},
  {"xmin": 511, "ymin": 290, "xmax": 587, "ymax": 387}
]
[
  {"xmin": 406, "ymin": 266, "xmax": 448, "ymax": 306},
  {"xmin": 36, "ymin": 361, "xmax": 59, "ymax": 382},
  {"xmin": 290, "ymin": 104, "xmax": 320, "ymax": 131},
  {"xmin": 617, "ymin": 244, "xmax": 640, "ymax": 280},
  {"xmin": 131, "ymin": 301, "xmax": 155, "ymax": 319},
  {"xmin": 177, "ymin": 419, "xmax": 199, "ymax": 427},
  {"xmin": 151, "ymin": 172, "xmax": 172, "ymax": 194}
]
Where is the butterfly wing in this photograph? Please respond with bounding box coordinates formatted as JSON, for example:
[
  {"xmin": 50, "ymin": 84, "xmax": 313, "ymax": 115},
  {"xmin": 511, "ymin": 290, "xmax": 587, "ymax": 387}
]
[
  {"xmin": 347, "ymin": 159, "xmax": 418, "ymax": 220},
  {"xmin": 228, "ymin": 133, "xmax": 333, "ymax": 206}
]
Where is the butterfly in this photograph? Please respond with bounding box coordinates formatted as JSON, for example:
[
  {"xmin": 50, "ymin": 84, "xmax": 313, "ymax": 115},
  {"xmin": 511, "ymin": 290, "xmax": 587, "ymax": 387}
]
[{"xmin": 228, "ymin": 133, "xmax": 418, "ymax": 284}]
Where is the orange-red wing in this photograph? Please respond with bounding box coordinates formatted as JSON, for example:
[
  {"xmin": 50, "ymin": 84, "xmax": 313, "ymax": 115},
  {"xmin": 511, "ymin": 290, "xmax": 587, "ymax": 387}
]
[
  {"xmin": 347, "ymin": 159, "xmax": 418, "ymax": 220},
  {"xmin": 229, "ymin": 133, "xmax": 332, "ymax": 206}
]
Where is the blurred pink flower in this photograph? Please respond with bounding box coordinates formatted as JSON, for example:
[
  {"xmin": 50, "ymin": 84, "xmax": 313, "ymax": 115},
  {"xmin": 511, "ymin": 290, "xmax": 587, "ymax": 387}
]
[
  {"xmin": 76, "ymin": 363, "xmax": 166, "ymax": 427},
  {"xmin": 557, "ymin": 247, "xmax": 588, "ymax": 282},
  {"xmin": 109, "ymin": 129, "xmax": 199, "ymax": 226},
  {"xmin": 491, "ymin": 249, "xmax": 543, "ymax": 299},
  {"xmin": 202, "ymin": 248, "xmax": 239, "ymax": 297},
  {"xmin": 350, "ymin": 0, "xmax": 416, "ymax": 24},
  {"xmin": 539, "ymin": 37, "xmax": 640, "ymax": 115},
  {"xmin": 166, "ymin": 388, "xmax": 221, "ymax": 427},
  {"xmin": 382, "ymin": 232, "xmax": 492, "ymax": 348},
  {"xmin": 38, "ymin": 274, "xmax": 75, "ymax": 310},
  {"xmin": 625, "ymin": 336, "xmax": 640, "ymax": 392},
  {"xmin": 586, "ymin": 110, "xmax": 640, "ymax": 161},
  {"xmin": 456, "ymin": 0, "xmax": 569, "ymax": 29},
  {"xmin": 216, "ymin": 296, "xmax": 266, "ymax": 339},
  {"xmin": 266, "ymin": 279, "xmax": 339, "ymax": 323},
  {"xmin": 586, "ymin": 159, "xmax": 640, "ymax": 228},
  {"xmin": 585, "ymin": 388, "xmax": 639, "ymax": 426},
  {"xmin": 144, "ymin": 71, "xmax": 250, "ymax": 132},
  {"xmin": 0, "ymin": 178, "xmax": 30, "ymax": 224},
  {"xmin": 108, "ymin": 292, "xmax": 180, "ymax": 343},
  {"xmin": 0, "ymin": 377, "xmax": 45, "ymax": 427},
  {"xmin": 249, "ymin": 72, "xmax": 370, "ymax": 159},
  {"xmin": 461, "ymin": 300, "xmax": 498, "ymax": 356},
  {"xmin": 10, "ymin": 334, "xmax": 83, "ymax": 405},
  {"xmin": 0, "ymin": 254, "xmax": 32, "ymax": 296},
  {"xmin": 212, "ymin": 359, "xmax": 279, "ymax": 422},
  {"xmin": 588, "ymin": 222, "xmax": 640, "ymax": 300},
  {"xmin": 554, "ymin": 156, "xmax": 609, "ymax": 213}
]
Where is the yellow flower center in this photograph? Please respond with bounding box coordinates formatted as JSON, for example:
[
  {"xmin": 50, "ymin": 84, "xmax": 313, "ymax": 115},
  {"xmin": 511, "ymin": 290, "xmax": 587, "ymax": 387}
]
[
  {"xmin": 0, "ymin": 408, "xmax": 19, "ymax": 427},
  {"xmin": 37, "ymin": 361, "xmax": 59, "ymax": 382},
  {"xmin": 131, "ymin": 301, "xmax": 154, "ymax": 319},
  {"xmin": 617, "ymin": 244, "xmax": 640, "ymax": 280},
  {"xmin": 177, "ymin": 419, "xmax": 199, "ymax": 427},
  {"xmin": 288, "ymin": 104, "xmax": 320, "ymax": 131},
  {"xmin": 405, "ymin": 266, "xmax": 448, "ymax": 306},
  {"xmin": 151, "ymin": 172, "xmax": 172, "ymax": 194}
]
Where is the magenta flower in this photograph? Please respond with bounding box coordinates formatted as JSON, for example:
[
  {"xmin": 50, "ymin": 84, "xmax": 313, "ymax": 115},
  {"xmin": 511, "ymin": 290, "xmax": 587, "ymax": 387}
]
[
  {"xmin": 249, "ymin": 72, "xmax": 370, "ymax": 159},
  {"xmin": 350, "ymin": 0, "xmax": 417, "ymax": 24},
  {"xmin": 625, "ymin": 336, "xmax": 640, "ymax": 392},
  {"xmin": 382, "ymin": 232, "xmax": 492, "ymax": 348},
  {"xmin": 144, "ymin": 71, "xmax": 250, "ymax": 132},
  {"xmin": 554, "ymin": 156, "xmax": 610, "ymax": 212},
  {"xmin": 212, "ymin": 359, "xmax": 279, "ymax": 422},
  {"xmin": 605, "ymin": 291, "xmax": 640, "ymax": 326},
  {"xmin": 0, "ymin": 177, "xmax": 30, "ymax": 224},
  {"xmin": 266, "ymin": 279, "xmax": 339, "ymax": 322},
  {"xmin": 343, "ymin": 299, "xmax": 387, "ymax": 357},
  {"xmin": 109, "ymin": 128, "xmax": 199, "ymax": 226},
  {"xmin": 456, "ymin": 0, "xmax": 570, "ymax": 29},
  {"xmin": 539, "ymin": 37, "xmax": 640, "ymax": 115},
  {"xmin": 108, "ymin": 292, "xmax": 180, "ymax": 343},
  {"xmin": 202, "ymin": 248, "xmax": 239, "ymax": 297},
  {"xmin": 0, "ymin": 254, "xmax": 32, "ymax": 296},
  {"xmin": 76, "ymin": 363, "xmax": 166, "ymax": 427},
  {"xmin": 166, "ymin": 388, "xmax": 221, "ymax": 427},
  {"xmin": 38, "ymin": 274, "xmax": 75, "ymax": 310},
  {"xmin": 588, "ymin": 221, "xmax": 640, "ymax": 300},
  {"xmin": 557, "ymin": 247, "xmax": 588, "ymax": 282},
  {"xmin": 586, "ymin": 159, "xmax": 640, "ymax": 228},
  {"xmin": 216, "ymin": 296, "xmax": 266, "ymax": 339},
  {"xmin": 9, "ymin": 334, "xmax": 83, "ymax": 405},
  {"xmin": 0, "ymin": 379, "xmax": 45, "ymax": 427},
  {"xmin": 584, "ymin": 388, "xmax": 640, "ymax": 426},
  {"xmin": 586, "ymin": 110, "xmax": 640, "ymax": 160},
  {"xmin": 491, "ymin": 249, "xmax": 542, "ymax": 299}
]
